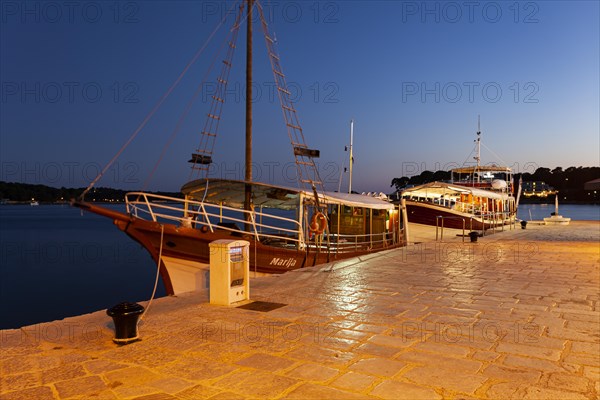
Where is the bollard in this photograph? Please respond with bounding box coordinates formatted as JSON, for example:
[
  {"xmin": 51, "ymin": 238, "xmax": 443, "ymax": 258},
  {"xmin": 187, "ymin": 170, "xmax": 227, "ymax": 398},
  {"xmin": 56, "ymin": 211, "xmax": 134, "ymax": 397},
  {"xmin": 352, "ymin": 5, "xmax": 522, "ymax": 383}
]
[
  {"xmin": 468, "ymin": 231, "xmax": 479, "ymax": 243},
  {"xmin": 106, "ymin": 302, "xmax": 145, "ymax": 344},
  {"xmin": 520, "ymin": 220, "xmax": 527, "ymax": 229}
]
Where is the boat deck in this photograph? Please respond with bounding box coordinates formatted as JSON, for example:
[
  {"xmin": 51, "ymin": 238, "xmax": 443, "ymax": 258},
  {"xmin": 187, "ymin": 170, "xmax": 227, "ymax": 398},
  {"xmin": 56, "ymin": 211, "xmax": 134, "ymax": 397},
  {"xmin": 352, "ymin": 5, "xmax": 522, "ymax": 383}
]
[{"xmin": 1, "ymin": 221, "xmax": 598, "ymax": 399}]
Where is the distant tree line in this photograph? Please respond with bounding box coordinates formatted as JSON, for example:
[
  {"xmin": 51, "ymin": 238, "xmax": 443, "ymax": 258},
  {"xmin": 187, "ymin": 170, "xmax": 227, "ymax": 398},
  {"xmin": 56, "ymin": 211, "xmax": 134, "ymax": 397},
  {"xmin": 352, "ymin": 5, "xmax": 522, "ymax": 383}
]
[
  {"xmin": 391, "ymin": 166, "xmax": 600, "ymax": 204},
  {"xmin": 391, "ymin": 170, "xmax": 451, "ymax": 190},
  {"xmin": 0, "ymin": 181, "xmax": 182, "ymax": 203},
  {"xmin": 516, "ymin": 167, "xmax": 600, "ymax": 203}
]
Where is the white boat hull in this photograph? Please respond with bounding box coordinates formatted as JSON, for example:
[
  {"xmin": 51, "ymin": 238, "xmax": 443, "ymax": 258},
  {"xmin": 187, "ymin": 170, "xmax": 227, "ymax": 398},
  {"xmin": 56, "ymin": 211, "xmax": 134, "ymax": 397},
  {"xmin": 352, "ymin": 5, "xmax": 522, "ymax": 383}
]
[
  {"xmin": 161, "ymin": 256, "xmax": 210, "ymax": 295},
  {"xmin": 543, "ymin": 216, "xmax": 571, "ymax": 225}
]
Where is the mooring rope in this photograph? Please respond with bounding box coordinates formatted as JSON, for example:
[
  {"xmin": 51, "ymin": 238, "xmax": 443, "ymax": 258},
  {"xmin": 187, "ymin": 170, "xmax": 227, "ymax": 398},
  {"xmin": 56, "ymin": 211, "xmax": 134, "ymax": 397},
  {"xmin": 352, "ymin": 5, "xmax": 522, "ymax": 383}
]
[{"xmin": 139, "ymin": 223, "xmax": 165, "ymax": 324}]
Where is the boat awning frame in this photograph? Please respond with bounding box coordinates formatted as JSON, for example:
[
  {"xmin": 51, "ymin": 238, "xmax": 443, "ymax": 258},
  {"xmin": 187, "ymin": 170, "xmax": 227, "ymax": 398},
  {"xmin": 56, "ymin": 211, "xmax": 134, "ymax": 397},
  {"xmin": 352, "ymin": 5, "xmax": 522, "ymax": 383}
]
[
  {"xmin": 181, "ymin": 179, "xmax": 394, "ymax": 211},
  {"xmin": 451, "ymin": 165, "xmax": 512, "ymax": 174},
  {"xmin": 401, "ymin": 181, "xmax": 507, "ymax": 200}
]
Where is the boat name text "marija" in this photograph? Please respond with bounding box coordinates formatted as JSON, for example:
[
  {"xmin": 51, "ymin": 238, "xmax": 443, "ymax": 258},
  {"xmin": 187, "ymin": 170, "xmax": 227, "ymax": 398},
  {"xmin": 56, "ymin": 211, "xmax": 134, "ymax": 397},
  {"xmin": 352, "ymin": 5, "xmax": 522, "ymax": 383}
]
[{"xmin": 269, "ymin": 257, "xmax": 297, "ymax": 268}]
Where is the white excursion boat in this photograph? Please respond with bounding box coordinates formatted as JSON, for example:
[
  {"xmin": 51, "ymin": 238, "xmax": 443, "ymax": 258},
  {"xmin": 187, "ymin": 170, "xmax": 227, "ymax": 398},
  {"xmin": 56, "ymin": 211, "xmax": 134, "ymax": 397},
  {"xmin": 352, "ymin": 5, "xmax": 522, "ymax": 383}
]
[
  {"xmin": 73, "ymin": 0, "xmax": 405, "ymax": 295},
  {"xmin": 399, "ymin": 122, "xmax": 517, "ymax": 239}
]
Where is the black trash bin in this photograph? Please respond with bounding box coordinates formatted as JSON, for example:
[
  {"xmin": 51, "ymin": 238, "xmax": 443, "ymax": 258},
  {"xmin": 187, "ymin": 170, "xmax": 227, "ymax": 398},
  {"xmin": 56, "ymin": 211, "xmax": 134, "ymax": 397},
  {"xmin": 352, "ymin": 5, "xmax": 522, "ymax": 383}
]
[
  {"xmin": 520, "ymin": 220, "xmax": 527, "ymax": 229},
  {"xmin": 106, "ymin": 302, "xmax": 145, "ymax": 344},
  {"xmin": 468, "ymin": 231, "xmax": 479, "ymax": 243}
]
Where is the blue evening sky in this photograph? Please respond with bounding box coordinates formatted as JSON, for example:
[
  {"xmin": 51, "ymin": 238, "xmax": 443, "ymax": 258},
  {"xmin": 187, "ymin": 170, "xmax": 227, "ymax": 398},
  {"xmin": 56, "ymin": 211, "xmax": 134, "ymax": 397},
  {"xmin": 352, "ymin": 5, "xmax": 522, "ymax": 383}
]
[{"xmin": 1, "ymin": 1, "xmax": 598, "ymax": 193}]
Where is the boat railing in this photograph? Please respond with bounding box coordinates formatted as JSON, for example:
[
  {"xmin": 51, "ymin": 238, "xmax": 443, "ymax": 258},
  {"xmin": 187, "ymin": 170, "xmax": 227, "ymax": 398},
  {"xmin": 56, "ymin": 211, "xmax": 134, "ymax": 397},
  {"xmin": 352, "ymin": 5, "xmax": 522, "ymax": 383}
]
[
  {"xmin": 478, "ymin": 211, "xmax": 513, "ymax": 233},
  {"xmin": 456, "ymin": 202, "xmax": 515, "ymax": 227},
  {"xmin": 125, "ymin": 192, "xmax": 401, "ymax": 253},
  {"xmin": 125, "ymin": 192, "xmax": 303, "ymax": 246},
  {"xmin": 435, "ymin": 216, "xmax": 466, "ymax": 242},
  {"xmin": 480, "ymin": 210, "xmax": 517, "ymax": 232},
  {"xmin": 327, "ymin": 231, "xmax": 396, "ymax": 253},
  {"xmin": 434, "ymin": 211, "xmax": 516, "ymax": 241}
]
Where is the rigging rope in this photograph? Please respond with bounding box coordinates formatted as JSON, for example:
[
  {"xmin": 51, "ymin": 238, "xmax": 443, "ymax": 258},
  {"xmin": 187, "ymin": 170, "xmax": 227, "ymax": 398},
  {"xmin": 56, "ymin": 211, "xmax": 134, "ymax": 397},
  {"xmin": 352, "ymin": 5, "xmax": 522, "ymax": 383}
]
[
  {"xmin": 79, "ymin": 3, "xmax": 239, "ymax": 200},
  {"xmin": 481, "ymin": 142, "xmax": 509, "ymax": 168},
  {"xmin": 460, "ymin": 143, "xmax": 477, "ymax": 169},
  {"xmin": 142, "ymin": 4, "xmax": 242, "ymax": 191},
  {"xmin": 255, "ymin": 1, "xmax": 325, "ymax": 193},
  {"xmin": 188, "ymin": 1, "xmax": 249, "ymax": 182}
]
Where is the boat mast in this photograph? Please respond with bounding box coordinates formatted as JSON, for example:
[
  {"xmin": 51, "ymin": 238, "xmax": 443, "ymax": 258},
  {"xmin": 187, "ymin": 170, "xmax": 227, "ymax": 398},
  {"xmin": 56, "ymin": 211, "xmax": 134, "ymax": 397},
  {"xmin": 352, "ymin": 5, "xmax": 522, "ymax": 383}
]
[
  {"xmin": 348, "ymin": 119, "xmax": 354, "ymax": 194},
  {"xmin": 244, "ymin": 0, "xmax": 253, "ymax": 218}
]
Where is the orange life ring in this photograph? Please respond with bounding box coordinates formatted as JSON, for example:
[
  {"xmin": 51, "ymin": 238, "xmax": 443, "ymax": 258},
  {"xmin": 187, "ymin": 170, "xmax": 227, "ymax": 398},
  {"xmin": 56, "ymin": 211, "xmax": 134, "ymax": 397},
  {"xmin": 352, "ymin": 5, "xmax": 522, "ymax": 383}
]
[{"xmin": 309, "ymin": 212, "xmax": 327, "ymax": 235}]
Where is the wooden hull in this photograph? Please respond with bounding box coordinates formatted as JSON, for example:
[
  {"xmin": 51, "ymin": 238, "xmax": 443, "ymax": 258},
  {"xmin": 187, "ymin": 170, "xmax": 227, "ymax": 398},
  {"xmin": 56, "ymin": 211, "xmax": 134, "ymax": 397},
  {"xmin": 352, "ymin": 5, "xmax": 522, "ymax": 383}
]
[
  {"xmin": 73, "ymin": 201, "xmax": 402, "ymax": 295},
  {"xmin": 405, "ymin": 200, "xmax": 512, "ymax": 231}
]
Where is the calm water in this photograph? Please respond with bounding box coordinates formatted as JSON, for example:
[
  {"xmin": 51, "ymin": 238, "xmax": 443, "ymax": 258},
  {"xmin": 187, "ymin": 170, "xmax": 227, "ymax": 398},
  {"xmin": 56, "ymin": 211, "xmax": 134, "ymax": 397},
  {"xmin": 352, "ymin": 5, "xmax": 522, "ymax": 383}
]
[
  {"xmin": 517, "ymin": 203, "xmax": 600, "ymax": 221},
  {"xmin": 0, "ymin": 205, "xmax": 165, "ymax": 329},
  {"xmin": 1, "ymin": 203, "xmax": 598, "ymax": 329}
]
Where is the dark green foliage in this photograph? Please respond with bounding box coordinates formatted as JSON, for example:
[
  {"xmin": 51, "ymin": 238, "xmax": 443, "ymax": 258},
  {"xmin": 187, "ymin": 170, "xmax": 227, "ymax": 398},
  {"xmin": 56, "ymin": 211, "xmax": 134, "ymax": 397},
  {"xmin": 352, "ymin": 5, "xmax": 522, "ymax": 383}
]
[
  {"xmin": 390, "ymin": 170, "xmax": 451, "ymax": 190},
  {"xmin": 391, "ymin": 166, "xmax": 600, "ymax": 203},
  {"xmin": 515, "ymin": 166, "xmax": 600, "ymax": 203},
  {"xmin": 0, "ymin": 182, "xmax": 182, "ymax": 203}
]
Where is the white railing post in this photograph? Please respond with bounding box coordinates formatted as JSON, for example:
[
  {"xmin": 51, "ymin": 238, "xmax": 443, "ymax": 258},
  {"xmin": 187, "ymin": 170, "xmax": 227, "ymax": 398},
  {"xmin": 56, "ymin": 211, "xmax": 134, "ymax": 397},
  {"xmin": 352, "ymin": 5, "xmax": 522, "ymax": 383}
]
[
  {"xmin": 144, "ymin": 193, "xmax": 157, "ymax": 222},
  {"xmin": 200, "ymin": 203, "xmax": 213, "ymax": 232},
  {"xmin": 249, "ymin": 210, "xmax": 259, "ymax": 241}
]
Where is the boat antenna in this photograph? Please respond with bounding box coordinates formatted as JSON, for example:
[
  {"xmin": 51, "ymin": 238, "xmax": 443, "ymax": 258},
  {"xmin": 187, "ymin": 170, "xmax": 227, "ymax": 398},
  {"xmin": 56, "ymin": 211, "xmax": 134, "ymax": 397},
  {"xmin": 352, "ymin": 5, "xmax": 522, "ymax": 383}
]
[
  {"xmin": 348, "ymin": 119, "xmax": 354, "ymax": 194},
  {"xmin": 473, "ymin": 115, "xmax": 481, "ymax": 183},
  {"xmin": 337, "ymin": 152, "xmax": 345, "ymax": 193}
]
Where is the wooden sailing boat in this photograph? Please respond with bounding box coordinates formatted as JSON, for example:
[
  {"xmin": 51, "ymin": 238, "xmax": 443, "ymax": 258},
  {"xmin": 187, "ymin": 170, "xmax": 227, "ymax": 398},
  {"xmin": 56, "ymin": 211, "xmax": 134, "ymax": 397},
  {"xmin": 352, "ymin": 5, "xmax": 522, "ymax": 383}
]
[{"xmin": 73, "ymin": 0, "xmax": 405, "ymax": 295}]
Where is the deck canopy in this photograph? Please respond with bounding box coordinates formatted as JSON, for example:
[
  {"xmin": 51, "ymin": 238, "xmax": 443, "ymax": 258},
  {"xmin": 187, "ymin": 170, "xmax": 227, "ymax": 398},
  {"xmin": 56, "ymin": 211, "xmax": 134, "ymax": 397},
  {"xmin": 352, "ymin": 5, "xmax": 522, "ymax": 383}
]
[
  {"xmin": 181, "ymin": 179, "xmax": 394, "ymax": 211},
  {"xmin": 401, "ymin": 181, "xmax": 506, "ymax": 200},
  {"xmin": 451, "ymin": 165, "xmax": 512, "ymax": 174}
]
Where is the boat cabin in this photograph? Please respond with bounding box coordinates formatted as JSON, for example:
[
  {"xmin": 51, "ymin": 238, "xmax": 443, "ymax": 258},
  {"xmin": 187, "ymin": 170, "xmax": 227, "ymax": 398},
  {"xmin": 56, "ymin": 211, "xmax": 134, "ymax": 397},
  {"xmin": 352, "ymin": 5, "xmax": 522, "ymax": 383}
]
[
  {"xmin": 400, "ymin": 181, "xmax": 516, "ymax": 218},
  {"xmin": 329, "ymin": 205, "xmax": 387, "ymax": 237},
  {"xmin": 451, "ymin": 165, "xmax": 513, "ymax": 193},
  {"xmin": 135, "ymin": 179, "xmax": 404, "ymax": 253}
]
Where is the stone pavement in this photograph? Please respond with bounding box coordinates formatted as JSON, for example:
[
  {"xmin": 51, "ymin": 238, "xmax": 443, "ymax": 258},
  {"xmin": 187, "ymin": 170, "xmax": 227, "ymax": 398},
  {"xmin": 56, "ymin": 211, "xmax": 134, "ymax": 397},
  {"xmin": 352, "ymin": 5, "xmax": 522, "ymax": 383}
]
[{"xmin": 1, "ymin": 221, "xmax": 599, "ymax": 399}]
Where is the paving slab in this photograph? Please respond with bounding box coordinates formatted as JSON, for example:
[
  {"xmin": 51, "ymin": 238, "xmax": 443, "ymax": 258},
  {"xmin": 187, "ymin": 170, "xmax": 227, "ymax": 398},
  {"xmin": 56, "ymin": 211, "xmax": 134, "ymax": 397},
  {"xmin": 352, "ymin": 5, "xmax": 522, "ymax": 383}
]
[{"xmin": 1, "ymin": 221, "xmax": 599, "ymax": 399}]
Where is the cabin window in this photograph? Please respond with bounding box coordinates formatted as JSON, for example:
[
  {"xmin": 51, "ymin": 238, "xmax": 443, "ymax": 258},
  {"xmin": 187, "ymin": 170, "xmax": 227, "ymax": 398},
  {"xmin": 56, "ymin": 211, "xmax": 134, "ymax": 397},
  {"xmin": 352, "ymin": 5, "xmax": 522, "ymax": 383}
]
[{"xmin": 332, "ymin": 205, "xmax": 366, "ymax": 235}]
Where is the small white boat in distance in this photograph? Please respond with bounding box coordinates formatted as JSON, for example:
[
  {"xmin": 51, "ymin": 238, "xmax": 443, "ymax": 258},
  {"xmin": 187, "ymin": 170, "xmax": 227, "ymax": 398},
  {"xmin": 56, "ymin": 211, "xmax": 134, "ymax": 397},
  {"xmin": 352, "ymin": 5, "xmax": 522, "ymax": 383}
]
[{"xmin": 544, "ymin": 194, "xmax": 571, "ymax": 225}]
